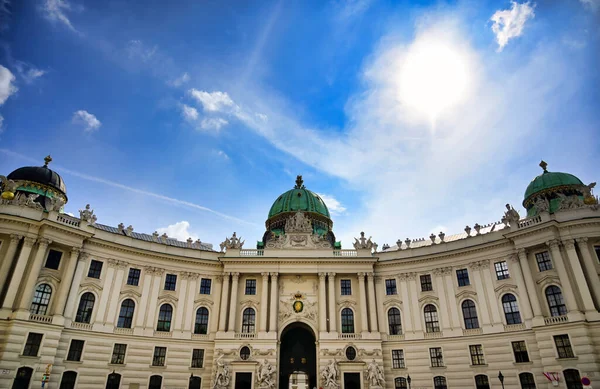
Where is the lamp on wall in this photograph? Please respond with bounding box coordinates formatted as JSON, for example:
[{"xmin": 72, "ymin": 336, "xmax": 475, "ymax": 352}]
[
  {"xmin": 498, "ymin": 371, "xmax": 505, "ymax": 389},
  {"xmin": 407, "ymin": 375, "xmax": 411, "ymax": 389}
]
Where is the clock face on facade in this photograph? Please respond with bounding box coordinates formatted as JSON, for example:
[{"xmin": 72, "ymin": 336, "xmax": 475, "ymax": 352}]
[{"xmin": 293, "ymin": 300, "xmax": 304, "ymax": 313}]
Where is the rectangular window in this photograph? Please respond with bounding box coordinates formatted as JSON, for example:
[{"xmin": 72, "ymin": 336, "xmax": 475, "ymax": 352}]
[
  {"xmin": 535, "ymin": 251, "xmax": 553, "ymax": 271},
  {"xmin": 420, "ymin": 274, "xmax": 433, "ymax": 292},
  {"xmin": 152, "ymin": 346, "xmax": 167, "ymax": 366},
  {"xmin": 341, "ymin": 279, "xmax": 352, "ymax": 295},
  {"xmin": 44, "ymin": 249, "xmax": 62, "ymax": 270},
  {"xmin": 164, "ymin": 274, "xmax": 177, "ymax": 291},
  {"xmin": 385, "ymin": 279, "xmax": 397, "ymax": 295},
  {"xmin": 126, "ymin": 268, "xmax": 141, "ymax": 286},
  {"xmin": 66, "ymin": 339, "xmax": 84, "ymax": 361},
  {"xmin": 191, "ymin": 349, "xmax": 205, "ymax": 368},
  {"xmin": 392, "ymin": 349, "xmax": 405, "ymax": 369},
  {"xmin": 87, "ymin": 260, "xmax": 103, "ymax": 279},
  {"xmin": 200, "ymin": 278, "xmax": 212, "ymax": 294},
  {"xmin": 23, "ymin": 333, "xmax": 43, "ymax": 356},
  {"xmin": 111, "ymin": 343, "xmax": 127, "ymax": 365},
  {"xmin": 245, "ymin": 279, "xmax": 256, "ymax": 295},
  {"xmin": 494, "ymin": 261, "xmax": 510, "ymax": 280},
  {"xmin": 429, "ymin": 347, "xmax": 444, "ymax": 367},
  {"xmin": 456, "ymin": 269, "xmax": 470, "ymax": 286},
  {"xmin": 594, "ymin": 246, "xmax": 600, "ymax": 263},
  {"xmin": 512, "ymin": 341, "xmax": 530, "ymax": 363},
  {"xmin": 554, "ymin": 335, "xmax": 575, "ymax": 358},
  {"xmin": 469, "ymin": 345, "xmax": 485, "ymax": 365}
]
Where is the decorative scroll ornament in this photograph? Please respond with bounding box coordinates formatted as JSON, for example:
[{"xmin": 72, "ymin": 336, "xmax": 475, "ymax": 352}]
[
  {"xmin": 213, "ymin": 354, "xmax": 231, "ymax": 389},
  {"xmin": 256, "ymin": 359, "xmax": 276, "ymax": 389},
  {"xmin": 320, "ymin": 360, "xmax": 340, "ymax": 389},
  {"xmin": 220, "ymin": 232, "xmax": 244, "ymax": 252},
  {"xmin": 366, "ymin": 360, "xmax": 385, "ymax": 388},
  {"xmin": 501, "ymin": 204, "xmax": 520, "ymax": 227}
]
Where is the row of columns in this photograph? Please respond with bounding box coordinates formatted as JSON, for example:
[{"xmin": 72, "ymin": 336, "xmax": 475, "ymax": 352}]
[{"xmin": 317, "ymin": 272, "xmax": 379, "ymax": 333}]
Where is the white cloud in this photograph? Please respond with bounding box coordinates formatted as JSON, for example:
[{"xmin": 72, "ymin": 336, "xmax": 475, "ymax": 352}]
[
  {"xmin": 189, "ymin": 89, "xmax": 237, "ymax": 112},
  {"xmin": 217, "ymin": 150, "xmax": 230, "ymax": 160},
  {"xmin": 316, "ymin": 193, "xmax": 346, "ymax": 215},
  {"xmin": 169, "ymin": 72, "xmax": 190, "ymax": 87},
  {"xmin": 14, "ymin": 62, "xmax": 46, "ymax": 84},
  {"xmin": 490, "ymin": 1, "xmax": 535, "ymax": 51},
  {"xmin": 156, "ymin": 221, "xmax": 198, "ymax": 242},
  {"xmin": 126, "ymin": 40, "xmax": 158, "ymax": 62},
  {"xmin": 0, "ymin": 65, "xmax": 17, "ymax": 105},
  {"xmin": 181, "ymin": 104, "xmax": 199, "ymax": 121},
  {"xmin": 0, "ymin": 114, "xmax": 4, "ymax": 133},
  {"xmin": 72, "ymin": 110, "xmax": 101, "ymax": 132},
  {"xmin": 255, "ymin": 113, "xmax": 268, "ymax": 122},
  {"xmin": 580, "ymin": 0, "xmax": 599, "ymax": 11},
  {"xmin": 41, "ymin": 0, "xmax": 79, "ymax": 32},
  {"xmin": 200, "ymin": 118, "xmax": 228, "ymax": 131}
]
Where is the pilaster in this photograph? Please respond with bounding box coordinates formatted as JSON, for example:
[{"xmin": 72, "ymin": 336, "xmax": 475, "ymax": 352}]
[
  {"xmin": 327, "ymin": 272, "xmax": 337, "ymax": 333},
  {"xmin": 517, "ymin": 249, "xmax": 544, "ymax": 324},
  {"xmin": 366, "ymin": 273, "xmax": 378, "ymax": 332},
  {"xmin": 15, "ymin": 238, "xmax": 52, "ymax": 315},
  {"xmin": 547, "ymin": 240, "xmax": 583, "ymax": 321},
  {"xmin": 563, "ymin": 239, "xmax": 598, "ymax": 320},
  {"xmin": 576, "ymin": 238, "xmax": 600, "ymax": 309},
  {"xmin": 269, "ymin": 272, "xmax": 279, "ymax": 333},
  {"xmin": 0, "ymin": 234, "xmax": 22, "ymax": 301},
  {"xmin": 508, "ymin": 253, "xmax": 534, "ymax": 322},
  {"xmin": 1, "ymin": 236, "xmax": 35, "ymax": 313},
  {"xmin": 318, "ymin": 273, "xmax": 327, "ymax": 333},
  {"xmin": 218, "ymin": 273, "xmax": 230, "ymax": 332},
  {"xmin": 398, "ymin": 274, "xmax": 414, "ymax": 335},
  {"xmin": 259, "ymin": 272, "xmax": 269, "ymax": 333},
  {"xmin": 227, "ymin": 272, "xmax": 240, "ymax": 332}
]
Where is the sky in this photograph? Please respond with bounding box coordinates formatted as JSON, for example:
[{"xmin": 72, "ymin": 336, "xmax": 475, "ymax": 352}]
[{"xmin": 0, "ymin": 0, "xmax": 599, "ymax": 249}]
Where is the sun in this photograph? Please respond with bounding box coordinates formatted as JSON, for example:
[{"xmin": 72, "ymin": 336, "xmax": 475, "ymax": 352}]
[{"xmin": 399, "ymin": 39, "xmax": 470, "ymax": 123}]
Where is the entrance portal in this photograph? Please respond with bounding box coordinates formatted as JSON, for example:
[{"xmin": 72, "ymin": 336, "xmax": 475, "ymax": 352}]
[
  {"xmin": 279, "ymin": 323, "xmax": 317, "ymax": 389},
  {"xmin": 343, "ymin": 373, "xmax": 361, "ymax": 389},
  {"xmin": 235, "ymin": 372, "xmax": 253, "ymax": 389}
]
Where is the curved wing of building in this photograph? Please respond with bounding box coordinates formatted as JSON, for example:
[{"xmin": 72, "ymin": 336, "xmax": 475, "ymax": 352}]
[{"xmin": 1, "ymin": 159, "xmax": 599, "ymax": 389}]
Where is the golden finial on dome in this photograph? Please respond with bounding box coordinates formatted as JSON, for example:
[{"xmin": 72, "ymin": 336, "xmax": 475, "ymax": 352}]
[
  {"xmin": 539, "ymin": 160, "xmax": 548, "ymax": 173},
  {"xmin": 44, "ymin": 155, "xmax": 53, "ymax": 167}
]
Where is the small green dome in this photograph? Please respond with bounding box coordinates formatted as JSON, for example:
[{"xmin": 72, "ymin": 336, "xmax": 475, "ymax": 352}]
[
  {"xmin": 268, "ymin": 176, "xmax": 330, "ymax": 219},
  {"xmin": 524, "ymin": 162, "xmax": 583, "ymax": 204}
]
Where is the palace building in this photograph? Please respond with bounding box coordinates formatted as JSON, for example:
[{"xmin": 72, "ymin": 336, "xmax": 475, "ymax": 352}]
[{"xmin": 1, "ymin": 157, "xmax": 600, "ymax": 389}]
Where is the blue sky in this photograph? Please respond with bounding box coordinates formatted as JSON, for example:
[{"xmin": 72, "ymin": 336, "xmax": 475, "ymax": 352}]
[{"xmin": 1, "ymin": 0, "xmax": 599, "ymax": 249}]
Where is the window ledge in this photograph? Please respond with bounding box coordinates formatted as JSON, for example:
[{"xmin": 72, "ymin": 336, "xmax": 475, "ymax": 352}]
[
  {"xmin": 189, "ymin": 367, "xmax": 205, "ymax": 371},
  {"xmin": 19, "ymin": 355, "xmax": 40, "ymax": 359},
  {"xmin": 470, "ymin": 364, "xmax": 488, "ymax": 367},
  {"xmin": 391, "ymin": 367, "xmax": 407, "ymax": 370},
  {"xmin": 108, "ymin": 363, "xmax": 126, "ymax": 367},
  {"xmin": 556, "ymin": 357, "xmax": 578, "ymax": 361},
  {"xmin": 429, "ymin": 366, "xmax": 446, "ymax": 369},
  {"xmin": 149, "ymin": 365, "xmax": 166, "ymax": 369},
  {"xmin": 63, "ymin": 360, "xmax": 83, "ymax": 364},
  {"xmin": 513, "ymin": 361, "xmax": 533, "ymax": 366}
]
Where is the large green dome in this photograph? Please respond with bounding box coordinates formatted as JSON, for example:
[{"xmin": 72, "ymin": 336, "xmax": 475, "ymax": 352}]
[{"xmin": 268, "ymin": 176, "xmax": 330, "ymax": 219}]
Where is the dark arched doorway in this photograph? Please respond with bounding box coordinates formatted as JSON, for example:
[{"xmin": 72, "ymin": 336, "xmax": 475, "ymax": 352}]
[
  {"xmin": 279, "ymin": 323, "xmax": 317, "ymax": 389},
  {"xmin": 11, "ymin": 367, "xmax": 33, "ymax": 389}
]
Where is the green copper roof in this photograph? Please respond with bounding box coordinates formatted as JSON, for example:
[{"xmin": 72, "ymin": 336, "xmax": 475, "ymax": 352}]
[
  {"xmin": 268, "ymin": 176, "xmax": 331, "ymax": 219},
  {"xmin": 523, "ymin": 161, "xmax": 583, "ymax": 203}
]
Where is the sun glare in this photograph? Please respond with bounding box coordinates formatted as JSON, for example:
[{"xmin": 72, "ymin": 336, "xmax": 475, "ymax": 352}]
[{"xmin": 399, "ymin": 40, "xmax": 469, "ymax": 123}]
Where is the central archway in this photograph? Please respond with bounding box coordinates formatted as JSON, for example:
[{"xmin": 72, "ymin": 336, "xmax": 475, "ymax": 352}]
[{"xmin": 279, "ymin": 322, "xmax": 317, "ymax": 389}]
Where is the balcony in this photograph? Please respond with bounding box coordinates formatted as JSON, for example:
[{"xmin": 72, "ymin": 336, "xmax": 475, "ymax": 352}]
[
  {"xmin": 333, "ymin": 250, "xmax": 358, "ymax": 257},
  {"xmin": 424, "ymin": 331, "xmax": 443, "ymax": 339},
  {"xmin": 56, "ymin": 214, "xmax": 81, "ymax": 227},
  {"xmin": 544, "ymin": 315, "xmax": 568, "ymax": 325},
  {"xmin": 114, "ymin": 327, "xmax": 133, "ymax": 335},
  {"xmin": 71, "ymin": 322, "xmax": 93, "ymax": 330},
  {"xmin": 504, "ymin": 323, "xmax": 526, "ymax": 332},
  {"xmin": 235, "ymin": 332, "xmax": 256, "ymax": 339},
  {"xmin": 29, "ymin": 314, "xmax": 52, "ymax": 324},
  {"xmin": 338, "ymin": 333, "xmax": 362, "ymax": 340},
  {"xmin": 154, "ymin": 330, "xmax": 173, "ymax": 338},
  {"xmin": 386, "ymin": 334, "xmax": 405, "ymax": 341},
  {"xmin": 462, "ymin": 328, "xmax": 483, "ymax": 336},
  {"xmin": 240, "ymin": 250, "xmax": 264, "ymax": 256},
  {"xmin": 192, "ymin": 333, "xmax": 209, "ymax": 340}
]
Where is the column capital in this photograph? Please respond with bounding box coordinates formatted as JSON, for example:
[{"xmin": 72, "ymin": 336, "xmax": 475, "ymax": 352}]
[
  {"xmin": 37, "ymin": 238, "xmax": 52, "ymax": 248},
  {"xmin": 575, "ymin": 237, "xmax": 589, "ymax": 244},
  {"xmin": 327, "ymin": 272, "xmax": 336, "ymax": 278},
  {"xmin": 70, "ymin": 246, "xmax": 82, "ymax": 257},
  {"xmin": 261, "ymin": 272, "xmax": 270, "ymax": 278},
  {"xmin": 144, "ymin": 266, "xmax": 164, "ymax": 276},
  {"xmin": 270, "ymin": 272, "xmax": 279, "ymax": 279},
  {"xmin": 357, "ymin": 272, "xmax": 366, "ymax": 278},
  {"xmin": 23, "ymin": 237, "xmax": 36, "ymax": 247},
  {"xmin": 231, "ymin": 272, "xmax": 240, "ymax": 280},
  {"xmin": 374, "ymin": 276, "xmax": 383, "ymax": 283},
  {"xmin": 367, "ymin": 272, "xmax": 375, "ymax": 279},
  {"xmin": 318, "ymin": 272, "xmax": 327, "ymax": 279},
  {"xmin": 508, "ymin": 253, "xmax": 519, "ymax": 263},
  {"xmin": 562, "ymin": 239, "xmax": 576, "ymax": 250},
  {"xmin": 223, "ymin": 272, "xmax": 231, "ymax": 277},
  {"xmin": 215, "ymin": 274, "xmax": 224, "ymax": 282},
  {"xmin": 546, "ymin": 239, "xmax": 561, "ymax": 250},
  {"xmin": 432, "ymin": 268, "xmax": 442, "ymax": 276},
  {"xmin": 406, "ymin": 272, "xmax": 416, "ymax": 281},
  {"xmin": 441, "ymin": 266, "xmax": 452, "ymax": 275},
  {"xmin": 397, "ymin": 273, "xmax": 407, "ymax": 281},
  {"xmin": 9, "ymin": 234, "xmax": 23, "ymax": 243},
  {"xmin": 517, "ymin": 248, "xmax": 527, "ymax": 257}
]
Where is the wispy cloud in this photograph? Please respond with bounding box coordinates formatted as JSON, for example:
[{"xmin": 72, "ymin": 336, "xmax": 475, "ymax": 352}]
[
  {"xmin": 41, "ymin": 0, "xmax": 81, "ymax": 33},
  {"xmin": 490, "ymin": 1, "xmax": 535, "ymax": 52},
  {"xmin": 316, "ymin": 193, "xmax": 346, "ymax": 215},
  {"xmin": 126, "ymin": 40, "xmax": 158, "ymax": 62},
  {"xmin": 189, "ymin": 89, "xmax": 237, "ymax": 112},
  {"xmin": 0, "ymin": 148, "xmax": 258, "ymax": 227},
  {"xmin": 0, "ymin": 65, "xmax": 17, "ymax": 105},
  {"xmin": 200, "ymin": 117, "xmax": 228, "ymax": 131},
  {"xmin": 580, "ymin": 0, "xmax": 600, "ymax": 11},
  {"xmin": 14, "ymin": 61, "xmax": 46, "ymax": 84},
  {"xmin": 0, "ymin": 0, "xmax": 11, "ymax": 31},
  {"xmin": 169, "ymin": 72, "xmax": 190, "ymax": 87},
  {"xmin": 181, "ymin": 104, "xmax": 199, "ymax": 121},
  {"xmin": 72, "ymin": 110, "xmax": 101, "ymax": 132}
]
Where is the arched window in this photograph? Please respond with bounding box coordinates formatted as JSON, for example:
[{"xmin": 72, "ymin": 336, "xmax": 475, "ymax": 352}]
[
  {"xmin": 341, "ymin": 308, "xmax": 355, "ymax": 333},
  {"xmin": 394, "ymin": 377, "xmax": 407, "ymax": 389},
  {"xmin": 546, "ymin": 286, "xmax": 567, "ymax": 317},
  {"xmin": 433, "ymin": 376, "xmax": 447, "ymax": 389},
  {"xmin": 117, "ymin": 299, "xmax": 135, "ymax": 328},
  {"xmin": 30, "ymin": 284, "xmax": 52, "ymax": 315},
  {"xmin": 149, "ymin": 375, "xmax": 163, "ymax": 389},
  {"xmin": 105, "ymin": 372, "xmax": 121, "ymax": 389},
  {"xmin": 194, "ymin": 307, "xmax": 209, "ymax": 334},
  {"xmin": 242, "ymin": 308, "xmax": 255, "ymax": 333},
  {"xmin": 75, "ymin": 292, "xmax": 95, "ymax": 323},
  {"xmin": 156, "ymin": 304, "xmax": 173, "ymax": 332},
  {"xmin": 563, "ymin": 369, "xmax": 582, "ymax": 389},
  {"xmin": 475, "ymin": 375, "xmax": 490, "ymax": 389},
  {"xmin": 388, "ymin": 308, "xmax": 402, "ymax": 335},
  {"xmin": 461, "ymin": 300, "xmax": 479, "ymax": 329},
  {"xmin": 424, "ymin": 304, "xmax": 440, "ymax": 333},
  {"xmin": 519, "ymin": 372, "xmax": 536, "ymax": 389},
  {"xmin": 59, "ymin": 371, "xmax": 77, "ymax": 389},
  {"xmin": 12, "ymin": 367, "xmax": 33, "ymax": 389},
  {"xmin": 502, "ymin": 294, "xmax": 522, "ymax": 324}
]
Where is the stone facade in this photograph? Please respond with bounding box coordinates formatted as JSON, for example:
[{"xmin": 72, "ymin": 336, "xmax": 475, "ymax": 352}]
[{"xmin": 1, "ymin": 189, "xmax": 600, "ymax": 389}]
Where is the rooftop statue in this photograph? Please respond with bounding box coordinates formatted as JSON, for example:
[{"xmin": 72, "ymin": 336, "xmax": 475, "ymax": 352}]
[
  {"xmin": 502, "ymin": 203, "xmax": 520, "ymax": 227},
  {"xmin": 220, "ymin": 232, "xmax": 244, "ymax": 252},
  {"xmin": 353, "ymin": 231, "xmax": 375, "ymax": 250}
]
